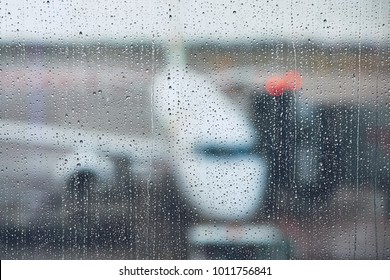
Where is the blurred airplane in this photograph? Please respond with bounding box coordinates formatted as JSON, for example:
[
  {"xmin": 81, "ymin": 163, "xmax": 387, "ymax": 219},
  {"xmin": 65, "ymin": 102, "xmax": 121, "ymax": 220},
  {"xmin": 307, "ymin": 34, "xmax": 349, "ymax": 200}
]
[
  {"xmin": 0, "ymin": 33, "xmax": 294, "ymax": 258},
  {"xmin": 0, "ymin": 50, "xmax": 287, "ymax": 259}
]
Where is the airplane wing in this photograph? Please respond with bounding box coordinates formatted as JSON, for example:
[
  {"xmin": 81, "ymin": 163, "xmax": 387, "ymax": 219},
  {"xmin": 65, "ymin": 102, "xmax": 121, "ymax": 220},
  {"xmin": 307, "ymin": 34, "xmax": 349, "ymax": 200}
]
[
  {"xmin": 0, "ymin": 119, "xmax": 168, "ymax": 183},
  {"xmin": 0, "ymin": 119, "xmax": 159, "ymax": 155}
]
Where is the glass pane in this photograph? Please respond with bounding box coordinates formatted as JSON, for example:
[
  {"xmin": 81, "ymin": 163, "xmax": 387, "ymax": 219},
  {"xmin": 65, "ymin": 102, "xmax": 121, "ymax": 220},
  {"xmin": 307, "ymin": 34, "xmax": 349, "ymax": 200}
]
[{"xmin": 0, "ymin": 0, "xmax": 389, "ymax": 259}]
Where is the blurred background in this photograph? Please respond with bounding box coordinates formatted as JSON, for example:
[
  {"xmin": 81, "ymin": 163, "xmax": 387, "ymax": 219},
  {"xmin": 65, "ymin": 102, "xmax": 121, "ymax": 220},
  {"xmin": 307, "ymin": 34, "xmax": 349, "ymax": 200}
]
[{"xmin": 0, "ymin": 0, "xmax": 389, "ymax": 259}]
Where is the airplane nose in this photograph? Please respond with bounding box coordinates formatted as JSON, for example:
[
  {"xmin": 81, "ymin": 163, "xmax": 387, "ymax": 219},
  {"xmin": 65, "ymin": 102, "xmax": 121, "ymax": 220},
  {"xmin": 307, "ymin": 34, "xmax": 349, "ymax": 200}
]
[{"xmin": 154, "ymin": 69, "xmax": 267, "ymax": 221}]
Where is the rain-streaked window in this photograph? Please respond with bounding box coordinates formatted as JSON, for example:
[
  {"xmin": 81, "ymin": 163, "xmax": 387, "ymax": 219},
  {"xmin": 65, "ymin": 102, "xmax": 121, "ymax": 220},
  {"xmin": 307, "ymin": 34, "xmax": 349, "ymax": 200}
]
[{"xmin": 0, "ymin": 0, "xmax": 389, "ymax": 260}]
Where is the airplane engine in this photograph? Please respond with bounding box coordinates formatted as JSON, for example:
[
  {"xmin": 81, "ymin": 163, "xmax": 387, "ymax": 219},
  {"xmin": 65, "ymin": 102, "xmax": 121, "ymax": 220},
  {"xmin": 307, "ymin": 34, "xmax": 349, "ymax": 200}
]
[{"xmin": 54, "ymin": 152, "xmax": 116, "ymax": 198}]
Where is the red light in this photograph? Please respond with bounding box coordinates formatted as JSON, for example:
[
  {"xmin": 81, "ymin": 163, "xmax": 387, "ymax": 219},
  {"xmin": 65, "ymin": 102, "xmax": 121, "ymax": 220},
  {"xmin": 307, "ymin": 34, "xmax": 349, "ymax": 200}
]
[
  {"xmin": 265, "ymin": 76, "xmax": 286, "ymax": 97},
  {"xmin": 285, "ymin": 71, "xmax": 303, "ymax": 91},
  {"xmin": 265, "ymin": 71, "xmax": 302, "ymax": 96}
]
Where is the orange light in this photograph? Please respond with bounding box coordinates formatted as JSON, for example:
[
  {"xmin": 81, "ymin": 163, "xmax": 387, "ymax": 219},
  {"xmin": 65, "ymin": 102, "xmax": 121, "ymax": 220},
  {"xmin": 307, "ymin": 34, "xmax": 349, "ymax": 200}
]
[
  {"xmin": 265, "ymin": 76, "xmax": 286, "ymax": 97},
  {"xmin": 285, "ymin": 70, "xmax": 303, "ymax": 91}
]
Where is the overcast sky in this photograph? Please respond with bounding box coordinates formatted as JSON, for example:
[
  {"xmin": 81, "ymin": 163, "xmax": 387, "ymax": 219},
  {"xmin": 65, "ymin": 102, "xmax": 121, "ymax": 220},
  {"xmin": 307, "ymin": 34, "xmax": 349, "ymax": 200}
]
[{"xmin": 1, "ymin": 0, "xmax": 389, "ymax": 45}]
